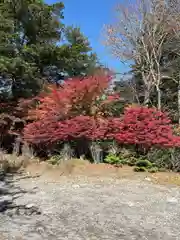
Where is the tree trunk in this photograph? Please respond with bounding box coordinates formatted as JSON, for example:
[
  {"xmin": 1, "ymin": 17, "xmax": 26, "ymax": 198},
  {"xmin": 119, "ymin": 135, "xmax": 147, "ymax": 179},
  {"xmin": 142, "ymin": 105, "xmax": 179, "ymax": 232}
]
[
  {"xmin": 144, "ymin": 88, "xmax": 150, "ymax": 106},
  {"xmin": 178, "ymin": 81, "xmax": 180, "ymax": 125},
  {"xmin": 90, "ymin": 142, "xmax": 103, "ymax": 164},
  {"xmin": 156, "ymin": 86, "xmax": 161, "ymax": 111}
]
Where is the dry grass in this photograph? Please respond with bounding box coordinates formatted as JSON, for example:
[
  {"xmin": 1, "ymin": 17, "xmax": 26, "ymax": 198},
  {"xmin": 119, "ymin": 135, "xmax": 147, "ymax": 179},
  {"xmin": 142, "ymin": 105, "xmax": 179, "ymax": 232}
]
[
  {"xmin": 23, "ymin": 159, "xmax": 180, "ymax": 186},
  {"xmin": 150, "ymin": 172, "xmax": 180, "ymax": 186},
  {"xmin": 0, "ymin": 151, "xmax": 179, "ymax": 187},
  {"xmin": 0, "ymin": 150, "xmax": 33, "ymax": 173}
]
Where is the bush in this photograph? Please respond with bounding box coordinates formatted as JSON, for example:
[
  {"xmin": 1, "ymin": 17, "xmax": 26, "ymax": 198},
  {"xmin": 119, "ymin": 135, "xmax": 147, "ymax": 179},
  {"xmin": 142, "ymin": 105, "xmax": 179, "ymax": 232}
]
[
  {"xmin": 104, "ymin": 153, "xmax": 120, "ymax": 164},
  {"xmin": 119, "ymin": 158, "xmax": 129, "ymax": 165},
  {"xmin": 104, "ymin": 152, "xmax": 132, "ymax": 165},
  {"xmin": 114, "ymin": 106, "xmax": 180, "ymax": 149},
  {"xmin": 59, "ymin": 158, "xmax": 88, "ymax": 174},
  {"xmin": 158, "ymin": 167, "xmax": 168, "ymax": 172},
  {"xmin": 127, "ymin": 156, "xmax": 139, "ymax": 166},
  {"xmin": 104, "ymin": 150, "xmax": 149, "ymax": 167},
  {"xmin": 0, "ymin": 151, "xmax": 29, "ymax": 173},
  {"xmin": 135, "ymin": 159, "xmax": 152, "ymax": 168},
  {"xmin": 48, "ymin": 155, "xmax": 62, "ymax": 165},
  {"xmin": 119, "ymin": 147, "xmax": 136, "ymax": 158},
  {"xmin": 147, "ymin": 148, "xmax": 171, "ymax": 168},
  {"xmin": 148, "ymin": 167, "xmax": 159, "ymax": 173},
  {"xmin": 147, "ymin": 148, "xmax": 180, "ymax": 171},
  {"xmin": 151, "ymin": 163, "xmax": 157, "ymax": 167},
  {"xmin": 134, "ymin": 166, "xmax": 147, "ymax": 172}
]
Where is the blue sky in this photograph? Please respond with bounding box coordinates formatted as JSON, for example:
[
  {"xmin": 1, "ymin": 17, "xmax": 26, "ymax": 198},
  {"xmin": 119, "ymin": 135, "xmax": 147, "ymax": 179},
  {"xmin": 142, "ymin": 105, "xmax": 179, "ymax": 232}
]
[{"xmin": 46, "ymin": 0, "xmax": 130, "ymax": 74}]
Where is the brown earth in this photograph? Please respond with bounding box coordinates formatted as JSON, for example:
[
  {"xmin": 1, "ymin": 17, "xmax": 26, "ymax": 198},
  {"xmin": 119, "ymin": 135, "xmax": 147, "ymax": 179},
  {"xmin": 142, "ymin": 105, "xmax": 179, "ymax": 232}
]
[
  {"xmin": 25, "ymin": 159, "xmax": 180, "ymax": 186},
  {"xmin": 0, "ymin": 160, "xmax": 180, "ymax": 240}
]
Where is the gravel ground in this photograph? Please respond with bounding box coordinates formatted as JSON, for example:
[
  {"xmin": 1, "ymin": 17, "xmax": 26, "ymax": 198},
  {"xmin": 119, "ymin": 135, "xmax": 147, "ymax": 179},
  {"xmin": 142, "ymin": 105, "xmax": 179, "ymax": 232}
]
[{"xmin": 0, "ymin": 175, "xmax": 180, "ymax": 240}]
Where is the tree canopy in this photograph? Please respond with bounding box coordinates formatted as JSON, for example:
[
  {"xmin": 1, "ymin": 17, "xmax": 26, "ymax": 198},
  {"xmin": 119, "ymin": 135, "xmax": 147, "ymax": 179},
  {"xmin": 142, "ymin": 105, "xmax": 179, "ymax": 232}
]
[
  {"xmin": 0, "ymin": 0, "xmax": 98, "ymax": 100},
  {"xmin": 105, "ymin": 0, "xmax": 180, "ymax": 123}
]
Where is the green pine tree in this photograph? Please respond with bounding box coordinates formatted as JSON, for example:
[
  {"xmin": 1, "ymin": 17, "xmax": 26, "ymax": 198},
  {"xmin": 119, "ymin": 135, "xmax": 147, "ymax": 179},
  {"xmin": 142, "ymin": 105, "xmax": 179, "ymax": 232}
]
[{"xmin": 0, "ymin": 0, "xmax": 99, "ymax": 100}]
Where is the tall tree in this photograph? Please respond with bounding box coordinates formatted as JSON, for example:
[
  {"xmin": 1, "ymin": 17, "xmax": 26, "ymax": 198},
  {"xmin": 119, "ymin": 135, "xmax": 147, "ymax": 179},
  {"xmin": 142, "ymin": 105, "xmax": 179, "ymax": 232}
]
[
  {"xmin": 0, "ymin": 0, "xmax": 99, "ymax": 150},
  {"xmin": 59, "ymin": 26, "xmax": 98, "ymax": 78},
  {"xmin": 0, "ymin": 0, "xmax": 65, "ymax": 98},
  {"xmin": 161, "ymin": 0, "xmax": 180, "ymax": 123},
  {"xmin": 0, "ymin": 0, "xmax": 98, "ymax": 100},
  {"xmin": 104, "ymin": 0, "xmax": 180, "ymax": 110}
]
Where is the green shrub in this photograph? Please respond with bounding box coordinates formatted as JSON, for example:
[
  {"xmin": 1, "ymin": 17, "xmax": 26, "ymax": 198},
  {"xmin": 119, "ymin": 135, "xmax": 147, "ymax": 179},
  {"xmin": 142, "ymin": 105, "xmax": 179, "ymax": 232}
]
[
  {"xmin": 158, "ymin": 167, "xmax": 168, "ymax": 172},
  {"xmin": 119, "ymin": 147, "xmax": 136, "ymax": 158},
  {"xmin": 104, "ymin": 152, "xmax": 133, "ymax": 165},
  {"xmin": 128, "ymin": 161, "xmax": 135, "ymax": 166},
  {"xmin": 134, "ymin": 166, "xmax": 147, "ymax": 172},
  {"xmin": 147, "ymin": 148, "xmax": 180, "ymax": 171},
  {"xmin": 48, "ymin": 155, "xmax": 62, "ymax": 165},
  {"xmin": 147, "ymin": 148, "xmax": 171, "ymax": 169},
  {"xmin": 148, "ymin": 167, "xmax": 159, "ymax": 173},
  {"xmin": 151, "ymin": 163, "xmax": 157, "ymax": 167},
  {"xmin": 135, "ymin": 159, "xmax": 152, "ymax": 168},
  {"xmin": 104, "ymin": 153, "xmax": 120, "ymax": 164},
  {"xmin": 119, "ymin": 159, "xmax": 129, "ymax": 165},
  {"xmin": 117, "ymin": 148, "xmax": 136, "ymax": 165},
  {"xmin": 127, "ymin": 156, "xmax": 138, "ymax": 166}
]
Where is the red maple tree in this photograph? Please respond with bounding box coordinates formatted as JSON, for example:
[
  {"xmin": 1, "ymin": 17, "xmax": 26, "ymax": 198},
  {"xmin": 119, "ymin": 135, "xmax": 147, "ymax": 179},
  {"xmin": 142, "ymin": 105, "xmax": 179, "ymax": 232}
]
[
  {"xmin": 23, "ymin": 73, "xmax": 180, "ymax": 151},
  {"xmin": 114, "ymin": 106, "xmax": 180, "ymax": 148},
  {"xmin": 27, "ymin": 74, "xmax": 112, "ymax": 121}
]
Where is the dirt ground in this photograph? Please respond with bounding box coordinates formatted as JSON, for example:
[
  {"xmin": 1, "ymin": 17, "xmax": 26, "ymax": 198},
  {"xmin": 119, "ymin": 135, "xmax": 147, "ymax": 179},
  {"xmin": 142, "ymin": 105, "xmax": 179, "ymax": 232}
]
[
  {"xmin": 0, "ymin": 161, "xmax": 180, "ymax": 240},
  {"xmin": 25, "ymin": 160, "xmax": 180, "ymax": 186}
]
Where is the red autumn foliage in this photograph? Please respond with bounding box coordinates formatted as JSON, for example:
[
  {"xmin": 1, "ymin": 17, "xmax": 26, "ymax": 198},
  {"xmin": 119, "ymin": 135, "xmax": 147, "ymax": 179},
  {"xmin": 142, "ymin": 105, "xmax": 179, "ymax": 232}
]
[
  {"xmin": 24, "ymin": 105, "xmax": 180, "ymax": 149},
  {"xmin": 114, "ymin": 106, "xmax": 180, "ymax": 148},
  {"xmin": 24, "ymin": 116, "xmax": 111, "ymax": 145},
  {"xmin": 28, "ymin": 74, "xmax": 112, "ymax": 121},
  {"xmin": 106, "ymin": 93, "xmax": 120, "ymax": 101},
  {"xmin": 23, "ymin": 73, "xmax": 180, "ymax": 150}
]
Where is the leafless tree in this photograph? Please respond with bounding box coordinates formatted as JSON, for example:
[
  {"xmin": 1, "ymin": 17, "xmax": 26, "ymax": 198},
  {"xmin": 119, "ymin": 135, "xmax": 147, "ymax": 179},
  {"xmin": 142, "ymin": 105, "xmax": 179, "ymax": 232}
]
[
  {"xmin": 161, "ymin": 0, "xmax": 180, "ymax": 123},
  {"xmin": 104, "ymin": 0, "xmax": 180, "ymax": 110}
]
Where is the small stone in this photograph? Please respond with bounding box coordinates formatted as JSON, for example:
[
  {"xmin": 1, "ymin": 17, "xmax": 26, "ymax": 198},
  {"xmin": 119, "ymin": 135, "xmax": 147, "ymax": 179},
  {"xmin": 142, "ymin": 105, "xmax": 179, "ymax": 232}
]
[
  {"xmin": 145, "ymin": 177, "xmax": 151, "ymax": 182},
  {"xmin": 25, "ymin": 204, "xmax": 41, "ymax": 215},
  {"xmin": 0, "ymin": 195, "xmax": 13, "ymax": 204},
  {"xmin": 72, "ymin": 184, "xmax": 80, "ymax": 188},
  {"xmin": 25, "ymin": 209, "xmax": 33, "ymax": 216},
  {"xmin": 6, "ymin": 210, "xmax": 13, "ymax": 217},
  {"xmin": 0, "ymin": 181, "xmax": 5, "ymax": 187},
  {"xmin": 167, "ymin": 197, "xmax": 178, "ymax": 204},
  {"xmin": 127, "ymin": 202, "xmax": 134, "ymax": 207},
  {"xmin": 26, "ymin": 203, "xmax": 35, "ymax": 209},
  {"xmin": 0, "ymin": 195, "xmax": 13, "ymax": 212},
  {"xmin": 0, "ymin": 170, "xmax": 5, "ymax": 181},
  {"xmin": 0, "ymin": 183, "xmax": 9, "ymax": 195},
  {"xmin": 18, "ymin": 208, "xmax": 26, "ymax": 215}
]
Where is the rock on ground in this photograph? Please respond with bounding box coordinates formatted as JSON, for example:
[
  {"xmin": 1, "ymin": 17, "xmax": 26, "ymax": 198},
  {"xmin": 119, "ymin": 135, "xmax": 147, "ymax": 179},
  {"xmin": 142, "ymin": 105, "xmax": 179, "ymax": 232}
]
[{"xmin": 0, "ymin": 175, "xmax": 180, "ymax": 240}]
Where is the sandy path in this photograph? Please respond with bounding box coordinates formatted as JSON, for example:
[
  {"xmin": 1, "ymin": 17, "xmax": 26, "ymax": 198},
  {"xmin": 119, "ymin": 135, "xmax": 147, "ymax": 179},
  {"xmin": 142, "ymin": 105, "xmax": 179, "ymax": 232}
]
[{"xmin": 0, "ymin": 174, "xmax": 180, "ymax": 240}]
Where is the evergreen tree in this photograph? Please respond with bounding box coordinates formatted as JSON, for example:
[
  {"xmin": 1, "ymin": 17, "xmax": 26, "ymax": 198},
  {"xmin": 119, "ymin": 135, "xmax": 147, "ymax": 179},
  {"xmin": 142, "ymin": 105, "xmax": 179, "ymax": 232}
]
[
  {"xmin": 0, "ymin": 0, "xmax": 98, "ymax": 99},
  {"xmin": 61, "ymin": 26, "xmax": 98, "ymax": 78}
]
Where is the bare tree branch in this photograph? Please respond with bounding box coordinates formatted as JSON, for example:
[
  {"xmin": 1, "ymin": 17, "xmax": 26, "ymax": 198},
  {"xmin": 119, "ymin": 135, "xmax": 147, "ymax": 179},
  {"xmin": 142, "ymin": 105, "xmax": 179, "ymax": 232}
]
[{"xmin": 104, "ymin": 0, "xmax": 180, "ymax": 110}]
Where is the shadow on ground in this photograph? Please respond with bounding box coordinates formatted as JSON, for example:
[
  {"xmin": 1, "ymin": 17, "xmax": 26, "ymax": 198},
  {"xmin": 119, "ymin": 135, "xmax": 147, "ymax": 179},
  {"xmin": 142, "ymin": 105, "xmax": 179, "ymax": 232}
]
[{"xmin": 0, "ymin": 168, "xmax": 179, "ymax": 240}]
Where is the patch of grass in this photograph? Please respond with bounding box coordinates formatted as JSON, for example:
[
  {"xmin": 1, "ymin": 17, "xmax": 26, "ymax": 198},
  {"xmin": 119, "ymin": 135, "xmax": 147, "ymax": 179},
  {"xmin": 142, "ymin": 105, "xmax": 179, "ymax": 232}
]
[
  {"xmin": 135, "ymin": 159, "xmax": 152, "ymax": 168},
  {"xmin": 134, "ymin": 166, "xmax": 147, "ymax": 172},
  {"xmin": 151, "ymin": 172, "xmax": 180, "ymax": 186},
  {"xmin": 48, "ymin": 155, "xmax": 61, "ymax": 165},
  {"xmin": 158, "ymin": 168, "xmax": 168, "ymax": 172},
  {"xmin": 58, "ymin": 158, "xmax": 89, "ymax": 174},
  {"xmin": 104, "ymin": 154, "xmax": 120, "ymax": 165},
  {"xmin": 0, "ymin": 151, "xmax": 30, "ymax": 173},
  {"xmin": 22, "ymin": 157, "xmax": 180, "ymax": 187},
  {"xmin": 148, "ymin": 167, "xmax": 159, "ymax": 173}
]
